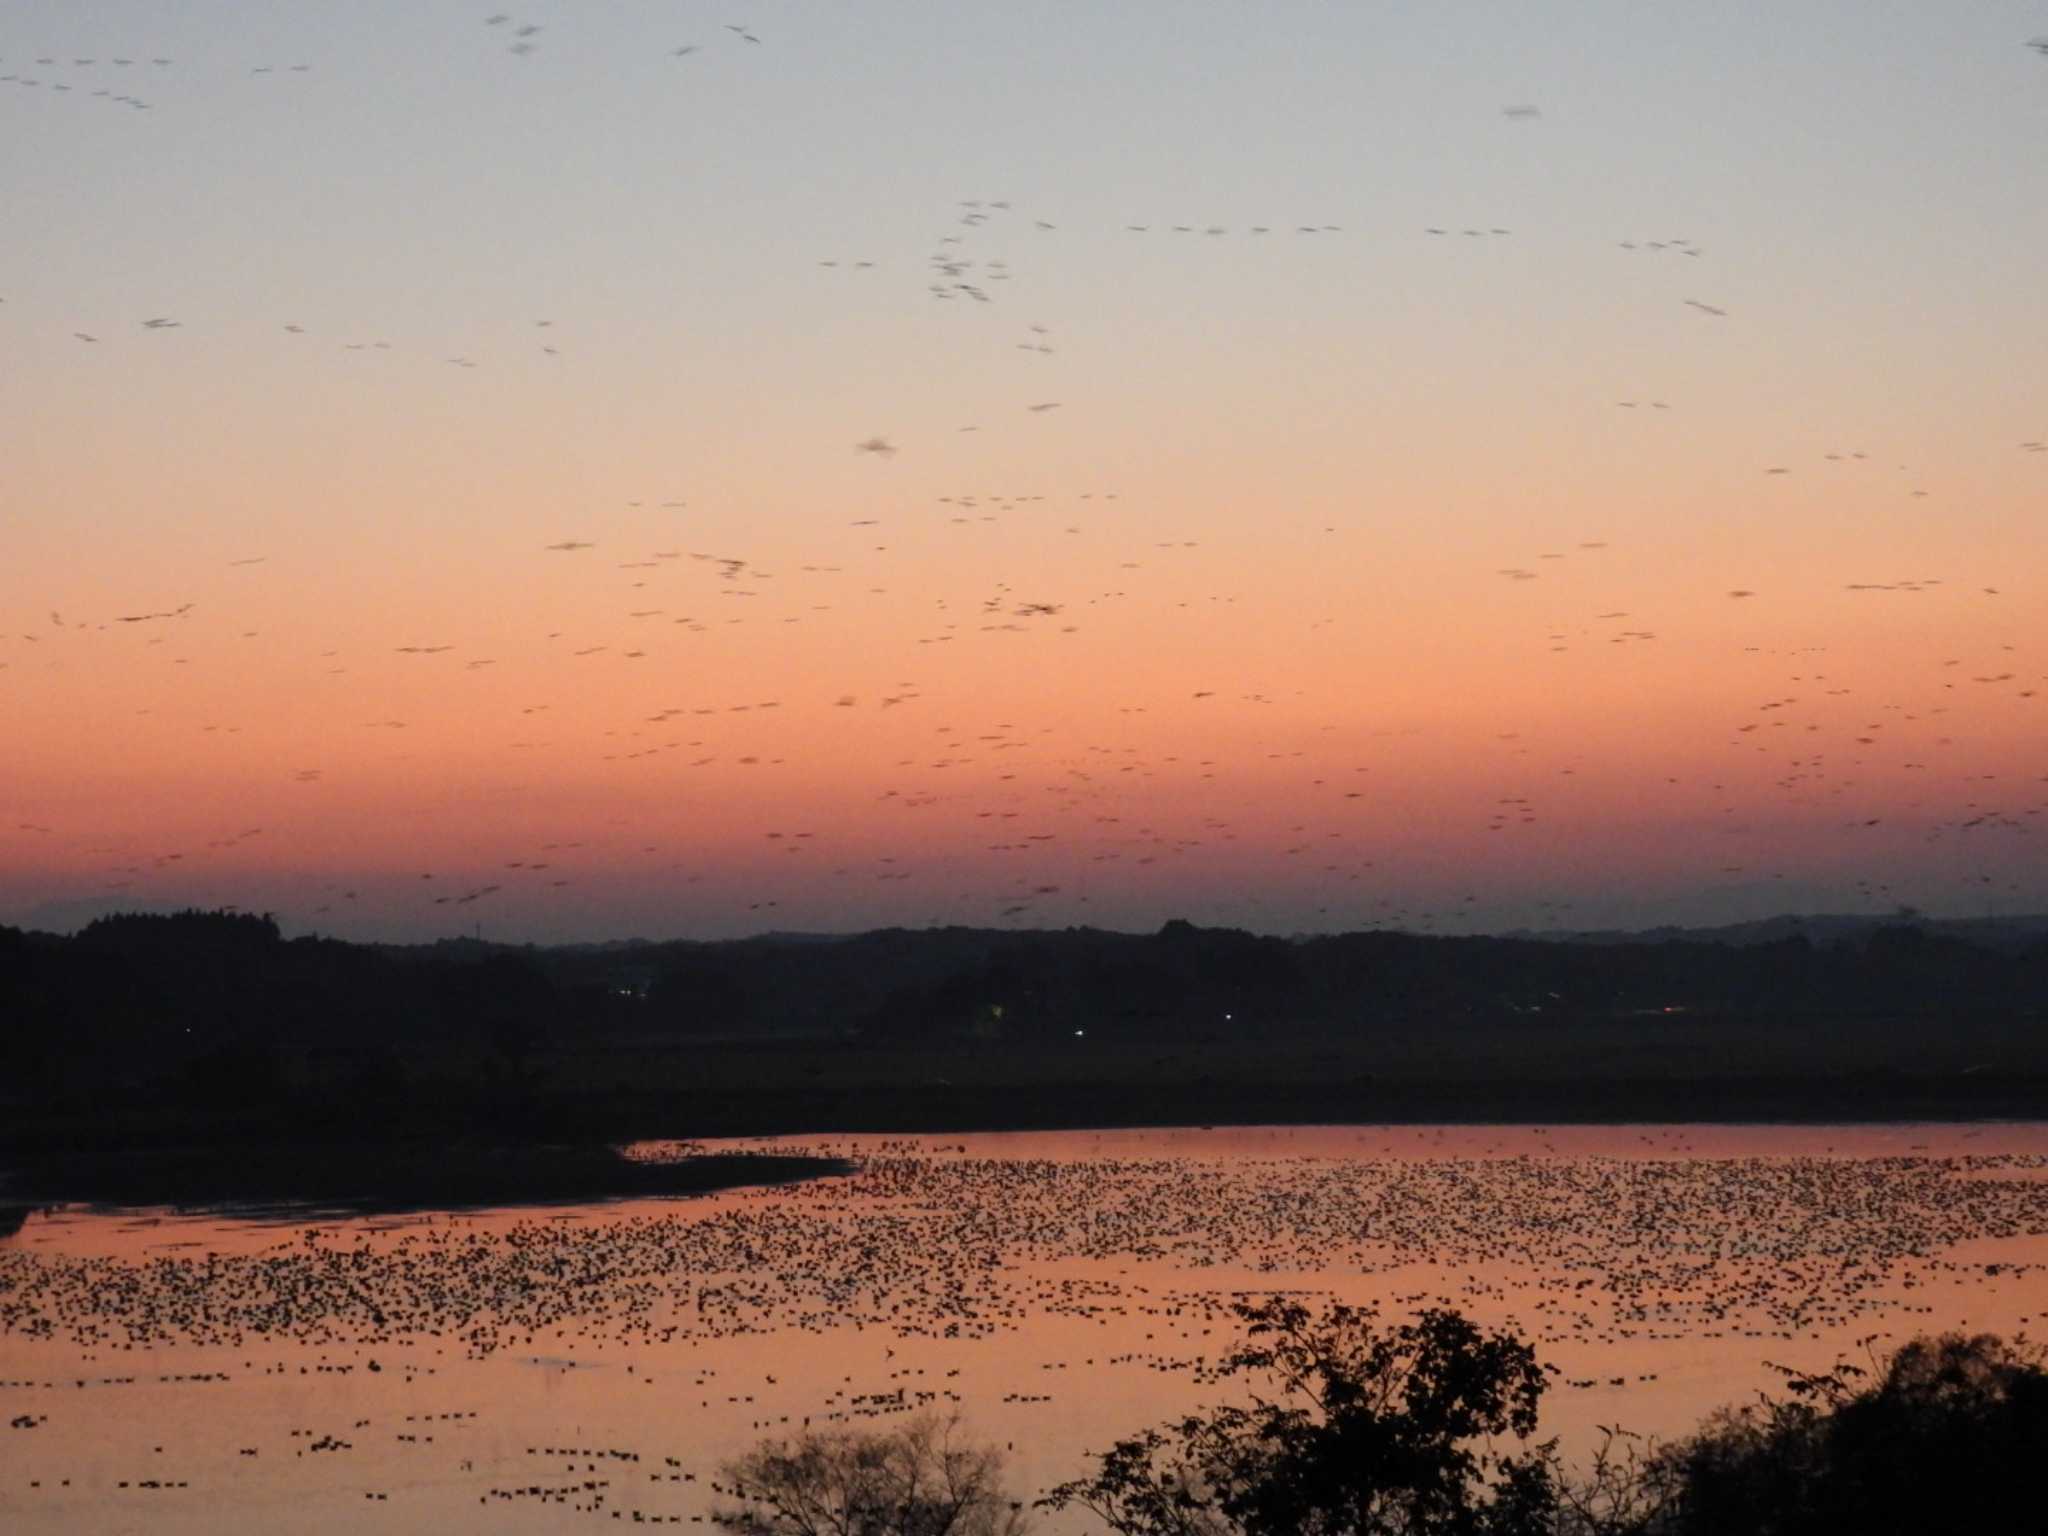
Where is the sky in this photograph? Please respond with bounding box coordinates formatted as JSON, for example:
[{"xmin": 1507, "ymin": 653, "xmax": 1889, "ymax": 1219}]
[{"xmin": 4, "ymin": 2, "xmax": 2046, "ymax": 942}]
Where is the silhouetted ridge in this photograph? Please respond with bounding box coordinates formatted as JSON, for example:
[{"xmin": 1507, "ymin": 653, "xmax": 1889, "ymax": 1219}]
[{"xmin": 4, "ymin": 912, "xmax": 2045, "ymax": 1161}]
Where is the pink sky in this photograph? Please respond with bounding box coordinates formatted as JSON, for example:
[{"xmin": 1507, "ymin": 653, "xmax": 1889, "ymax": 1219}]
[{"xmin": 4, "ymin": 3, "xmax": 2045, "ymax": 938}]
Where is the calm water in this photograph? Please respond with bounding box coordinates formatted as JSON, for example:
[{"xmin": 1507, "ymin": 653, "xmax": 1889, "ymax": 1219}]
[{"xmin": 4, "ymin": 1124, "xmax": 2046, "ymax": 1533}]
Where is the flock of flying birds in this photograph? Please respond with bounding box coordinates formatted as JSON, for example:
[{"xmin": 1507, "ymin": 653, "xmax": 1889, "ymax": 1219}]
[{"xmin": 4, "ymin": 17, "xmax": 2046, "ymax": 937}]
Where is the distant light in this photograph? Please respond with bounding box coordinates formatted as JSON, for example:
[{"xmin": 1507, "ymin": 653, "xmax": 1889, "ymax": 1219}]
[
  {"xmin": 1224, "ymin": 1013, "xmax": 1233, "ymax": 1021},
  {"xmin": 1074, "ymin": 1030, "xmax": 1084, "ymax": 1037}
]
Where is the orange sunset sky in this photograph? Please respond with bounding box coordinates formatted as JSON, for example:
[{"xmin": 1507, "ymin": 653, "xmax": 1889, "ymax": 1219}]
[{"xmin": 4, "ymin": 2, "xmax": 2046, "ymax": 940}]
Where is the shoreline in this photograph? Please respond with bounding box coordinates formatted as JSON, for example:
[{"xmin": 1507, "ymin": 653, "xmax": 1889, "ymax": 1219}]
[
  {"xmin": 0, "ymin": 1144, "xmax": 855, "ymax": 1219},
  {"xmin": 515, "ymin": 1069, "xmax": 2048, "ymax": 1139},
  {"xmin": 8, "ymin": 1083, "xmax": 2046, "ymax": 1219},
  {"xmin": 8, "ymin": 1046, "xmax": 2045, "ymax": 1215}
]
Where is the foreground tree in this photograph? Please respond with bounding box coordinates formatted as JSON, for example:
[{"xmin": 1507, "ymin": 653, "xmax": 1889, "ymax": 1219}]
[
  {"xmin": 714, "ymin": 1413, "xmax": 1030, "ymax": 1536},
  {"xmin": 1623, "ymin": 1332, "xmax": 2048, "ymax": 1536},
  {"xmin": 1040, "ymin": 1298, "xmax": 1559, "ymax": 1536}
]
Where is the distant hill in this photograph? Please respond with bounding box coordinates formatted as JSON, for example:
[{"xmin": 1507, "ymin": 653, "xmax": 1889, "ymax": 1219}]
[
  {"xmin": 1513, "ymin": 912, "xmax": 2048, "ymax": 954},
  {"xmin": 5, "ymin": 908, "xmax": 2046, "ymax": 1152},
  {"xmin": 6, "ymin": 910, "xmax": 2046, "ymax": 1073}
]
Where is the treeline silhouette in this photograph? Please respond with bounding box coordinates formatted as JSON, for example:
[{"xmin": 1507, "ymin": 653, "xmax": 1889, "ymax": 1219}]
[
  {"xmin": 722, "ymin": 1303, "xmax": 2048, "ymax": 1536},
  {"xmin": 712, "ymin": 1310, "xmax": 2039, "ymax": 1536},
  {"xmin": 3, "ymin": 909, "xmax": 2046, "ymax": 1163}
]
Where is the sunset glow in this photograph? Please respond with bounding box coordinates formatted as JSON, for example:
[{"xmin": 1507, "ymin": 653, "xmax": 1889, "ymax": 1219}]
[{"xmin": 5, "ymin": 1, "xmax": 2046, "ymax": 940}]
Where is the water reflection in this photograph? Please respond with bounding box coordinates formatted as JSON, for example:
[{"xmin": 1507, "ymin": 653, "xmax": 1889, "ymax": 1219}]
[{"xmin": 3, "ymin": 1124, "xmax": 2045, "ymax": 1532}]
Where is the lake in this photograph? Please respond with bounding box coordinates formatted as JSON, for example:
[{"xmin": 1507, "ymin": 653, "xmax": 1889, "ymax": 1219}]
[{"xmin": 5, "ymin": 1123, "xmax": 2046, "ymax": 1532}]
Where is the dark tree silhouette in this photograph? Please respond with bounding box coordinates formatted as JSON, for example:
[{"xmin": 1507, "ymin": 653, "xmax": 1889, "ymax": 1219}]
[
  {"xmin": 714, "ymin": 1414, "xmax": 1029, "ymax": 1536},
  {"xmin": 1629, "ymin": 1333, "xmax": 2048, "ymax": 1536},
  {"xmin": 1040, "ymin": 1298, "xmax": 1559, "ymax": 1536}
]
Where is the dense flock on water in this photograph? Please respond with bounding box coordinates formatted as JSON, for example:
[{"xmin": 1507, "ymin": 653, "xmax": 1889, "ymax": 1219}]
[
  {"xmin": 6, "ymin": 1141, "xmax": 2045, "ymax": 1357},
  {"xmin": 6, "ymin": 1133, "xmax": 2048, "ymax": 1527}
]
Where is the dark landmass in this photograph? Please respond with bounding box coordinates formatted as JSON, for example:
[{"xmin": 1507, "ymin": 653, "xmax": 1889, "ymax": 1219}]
[
  {"xmin": 1, "ymin": 1144, "xmax": 850, "ymax": 1216},
  {"xmin": 1511, "ymin": 909, "xmax": 2048, "ymax": 953},
  {"xmin": 3, "ymin": 910, "xmax": 2045, "ymax": 1191}
]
